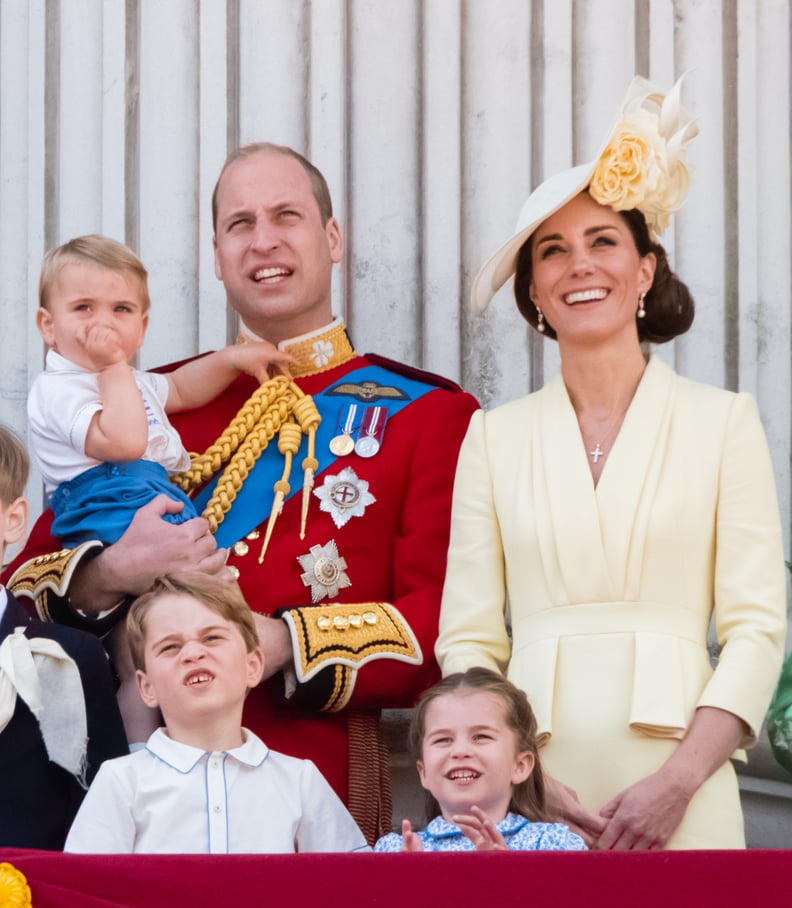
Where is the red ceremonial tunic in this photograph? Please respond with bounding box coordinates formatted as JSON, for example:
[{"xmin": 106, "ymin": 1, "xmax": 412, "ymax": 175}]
[{"xmin": 6, "ymin": 323, "xmax": 478, "ymax": 841}]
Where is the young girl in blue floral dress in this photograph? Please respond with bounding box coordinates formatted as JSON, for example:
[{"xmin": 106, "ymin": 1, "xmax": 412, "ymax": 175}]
[{"xmin": 375, "ymin": 668, "xmax": 586, "ymax": 852}]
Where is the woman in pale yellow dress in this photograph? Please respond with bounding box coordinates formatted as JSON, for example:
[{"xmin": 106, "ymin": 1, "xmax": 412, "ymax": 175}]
[{"xmin": 436, "ymin": 77, "xmax": 787, "ymax": 850}]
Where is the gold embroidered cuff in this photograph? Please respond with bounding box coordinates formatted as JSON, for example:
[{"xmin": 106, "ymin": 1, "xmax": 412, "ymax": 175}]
[
  {"xmin": 282, "ymin": 601, "xmax": 423, "ymax": 686},
  {"xmin": 7, "ymin": 541, "xmax": 105, "ymax": 622},
  {"xmin": 323, "ymin": 664, "xmax": 355, "ymax": 712}
]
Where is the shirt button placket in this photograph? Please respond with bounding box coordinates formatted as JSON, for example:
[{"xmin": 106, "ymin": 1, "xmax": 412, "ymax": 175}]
[{"xmin": 206, "ymin": 753, "xmax": 228, "ymax": 853}]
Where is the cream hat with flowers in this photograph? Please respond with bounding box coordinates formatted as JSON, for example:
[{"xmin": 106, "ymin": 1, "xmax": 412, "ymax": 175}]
[{"xmin": 471, "ymin": 75, "xmax": 699, "ymax": 313}]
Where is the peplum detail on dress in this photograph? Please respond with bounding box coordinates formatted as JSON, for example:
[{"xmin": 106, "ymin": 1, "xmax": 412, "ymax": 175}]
[{"xmin": 509, "ymin": 601, "xmax": 746, "ymax": 760}]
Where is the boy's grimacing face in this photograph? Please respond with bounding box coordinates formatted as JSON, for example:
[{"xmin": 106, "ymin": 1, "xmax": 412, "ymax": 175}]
[{"xmin": 135, "ymin": 594, "xmax": 263, "ymax": 724}]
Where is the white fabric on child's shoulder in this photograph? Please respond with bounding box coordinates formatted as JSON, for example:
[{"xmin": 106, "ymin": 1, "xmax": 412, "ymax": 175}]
[{"xmin": 27, "ymin": 350, "xmax": 189, "ymax": 494}]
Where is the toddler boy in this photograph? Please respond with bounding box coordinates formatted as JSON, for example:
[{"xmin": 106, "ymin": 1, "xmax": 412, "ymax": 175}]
[
  {"xmin": 65, "ymin": 572, "xmax": 369, "ymax": 853},
  {"xmin": 29, "ymin": 233, "xmax": 292, "ymax": 548},
  {"xmin": 0, "ymin": 425, "xmax": 127, "ymax": 848}
]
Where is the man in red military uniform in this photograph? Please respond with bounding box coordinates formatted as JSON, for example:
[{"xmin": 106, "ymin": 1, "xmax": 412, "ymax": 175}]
[{"xmin": 6, "ymin": 143, "xmax": 478, "ymax": 843}]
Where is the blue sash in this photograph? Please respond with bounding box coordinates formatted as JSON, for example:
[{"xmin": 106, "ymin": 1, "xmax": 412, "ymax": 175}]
[{"xmin": 192, "ymin": 365, "xmax": 436, "ymax": 547}]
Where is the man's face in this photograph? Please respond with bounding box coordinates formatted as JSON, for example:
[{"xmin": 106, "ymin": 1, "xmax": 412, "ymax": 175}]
[{"xmin": 213, "ymin": 152, "xmax": 343, "ymax": 343}]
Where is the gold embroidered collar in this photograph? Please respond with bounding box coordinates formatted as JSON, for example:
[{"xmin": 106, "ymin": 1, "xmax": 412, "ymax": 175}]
[{"xmin": 237, "ymin": 318, "xmax": 356, "ymax": 378}]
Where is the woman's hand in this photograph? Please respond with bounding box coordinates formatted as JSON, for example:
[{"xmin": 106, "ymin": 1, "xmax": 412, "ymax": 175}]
[
  {"xmin": 595, "ymin": 768, "xmax": 692, "ymax": 850},
  {"xmin": 400, "ymin": 819, "xmax": 423, "ymax": 852},
  {"xmin": 544, "ymin": 775, "xmax": 606, "ymax": 847},
  {"xmin": 594, "ymin": 706, "xmax": 746, "ymax": 850},
  {"xmin": 453, "ymin": 805, "xmax": 508, "ymax": 851}
]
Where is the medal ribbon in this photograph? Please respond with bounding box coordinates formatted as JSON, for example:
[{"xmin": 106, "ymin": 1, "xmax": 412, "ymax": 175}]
[
  {"xmin": 193, "ymin": 364, "xmax": 437, "ymax": 546},
  {"xmin": 338, "ymin": 403, "xmax": 359, "ymax": 435},
  {"xmin": 360, "ymin": 406, "xmax": 386, "ymax": 442}
]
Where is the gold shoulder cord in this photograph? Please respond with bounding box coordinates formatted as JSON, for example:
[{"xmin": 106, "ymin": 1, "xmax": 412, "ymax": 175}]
[{"xmin": 170, "ymin": 375, "xmax": 321, "ymax": 563}]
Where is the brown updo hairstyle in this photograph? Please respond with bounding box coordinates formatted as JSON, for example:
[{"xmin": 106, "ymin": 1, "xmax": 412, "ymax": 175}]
[
  {"xmin": 409, "ymin": 667, "xmax": 548, "ymax": 824},
  {"xmin": 514, "ymin": 195, "xmax": 695, "ymax": 344}
]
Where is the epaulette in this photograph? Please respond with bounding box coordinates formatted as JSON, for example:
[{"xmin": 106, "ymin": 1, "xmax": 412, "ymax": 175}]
[{"xmin": 364, "ymin": 353, "xmax": 464, "ymax": 394}]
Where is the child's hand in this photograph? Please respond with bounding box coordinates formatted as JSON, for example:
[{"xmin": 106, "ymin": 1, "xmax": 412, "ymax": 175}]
[
  {"xmin": 227, "ymin": 340, "xmax": 295, "ymax": 383},
  {"xmin": 452, "ymin": 806, "xmax": 508, "ymax": 852},
  {"xmin": 400, "ymin": 819, "xmax": 423, "ymax": 852},
  {"xmin": 544, "ymin": 774, "xmax": 605, "ymax": 847},
  {"xmin": 78, "ymin": 323, "xmax": 129, "ymax": 370}
]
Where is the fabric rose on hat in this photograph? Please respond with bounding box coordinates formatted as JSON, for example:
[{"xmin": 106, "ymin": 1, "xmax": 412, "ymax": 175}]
[{"xmin": 589, "ymin": 76, "xmax": 698, "ymax": 236}]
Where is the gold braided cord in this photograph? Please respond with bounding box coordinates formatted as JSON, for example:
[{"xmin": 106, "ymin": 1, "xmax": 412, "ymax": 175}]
[
  {"xmin": 170, "ymin": 376, "xmax": 321, "ymax": 535},
  {"xmin": 171, "ymin": 378, "xmax": 289, "ymax": 491}
]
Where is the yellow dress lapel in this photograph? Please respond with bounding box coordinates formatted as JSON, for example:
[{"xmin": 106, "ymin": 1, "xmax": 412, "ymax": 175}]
[{"xmin": 594, "ymin": 355, "xmax": 676, "ymax": 600}]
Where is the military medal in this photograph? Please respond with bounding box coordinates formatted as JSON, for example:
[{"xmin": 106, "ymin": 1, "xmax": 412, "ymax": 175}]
[
  {"xmin": 329, "ymin": 403, "xmax": 360, "ymax": 456},
  {"xmin": 354, "ymin": 406, "xmax": 387, "ymax": 458},
  {"xmin": 314, "ymin": 467, "xmax": 376, "ymax": 528},
  {"xmin": 329, "ymin": 434, "xmax": 354, "ymax": 456}
]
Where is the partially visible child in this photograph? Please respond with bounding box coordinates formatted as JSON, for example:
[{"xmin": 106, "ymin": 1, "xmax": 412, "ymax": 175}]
[
  {"xmin": 28, "ymin": 234, "xmax": 293, "ymax": 549},
  {"xmin": 65, "ymin": 572, "xmax": 369, "ymax": 853},
  {"xmin": 375, "ymin": 667, "xmax": 586, "ymax": 852},
  {"xmin": 0, "ymin": 425, "xmax": 127, "ymax": 849}
]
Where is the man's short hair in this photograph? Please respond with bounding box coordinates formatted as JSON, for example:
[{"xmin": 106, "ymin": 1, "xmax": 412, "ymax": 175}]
[
  {"xmin": 211, "ymin": 142, "xmax": 334, "ymax": 230},
  {"xmin": 0, "ymin": 425, "xmax": 29, "ymax": 506},
  {"xmin": 39, "ymin": 234, "xmax": 151, "ymax": 312},
  {"xmin": 126, "ymin": 573, "xmax": 260, "ymax": 672}
]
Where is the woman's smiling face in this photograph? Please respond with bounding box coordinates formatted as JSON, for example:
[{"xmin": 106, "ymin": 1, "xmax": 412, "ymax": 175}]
[{"xmin": 529, "ymin": 191, "xmax": 656, "ymax": 348}]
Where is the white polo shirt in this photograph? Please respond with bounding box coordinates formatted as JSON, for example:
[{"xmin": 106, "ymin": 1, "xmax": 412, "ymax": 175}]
[
  {"xmin": 65, "ymin": 728, "xmax": 369, "ymax": 854},
  {"xmin": 28, "ymin": 350, "xmax": 190, "ymax": 495}
]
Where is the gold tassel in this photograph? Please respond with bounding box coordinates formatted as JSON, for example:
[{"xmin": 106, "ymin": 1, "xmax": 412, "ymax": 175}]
[
  {"xmin": 292, "ymin": 394, "xmax": 321, "ymax": 539},
  {"xmin": 258, "ymin": 421, "xmax": 302, "ymax": 563},
  {"xmin": 170, "ymin": 378, "xmax": 321, "ymax": 541}
]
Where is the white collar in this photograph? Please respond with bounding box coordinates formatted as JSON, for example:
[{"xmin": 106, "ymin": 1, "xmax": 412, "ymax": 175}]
[
  {"xmin": 145, "ymin": 726, "xmax": 269, "ymax": 772},
  {"xmin": 45, "ymin": 349, "xmax": 92, "ymax": 373}
]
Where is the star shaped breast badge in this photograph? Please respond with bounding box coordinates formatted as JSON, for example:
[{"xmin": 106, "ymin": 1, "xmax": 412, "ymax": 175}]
[
  {"xmin": 297, "ymin": 540, "xmax": 352, "ymax": 602},
  {"xmin": 313, "ymin": 467, "xmax": 376, "ymax": 529}
]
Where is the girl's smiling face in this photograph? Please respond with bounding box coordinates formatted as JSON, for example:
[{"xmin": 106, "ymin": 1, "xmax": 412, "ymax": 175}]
[
  {"xmin": 529, "ymin": 191, "xmax": 655, "ymax": 349},
  {"xmin": 417, "ymin": 690, "xmax": 534, "ymax": 823}
]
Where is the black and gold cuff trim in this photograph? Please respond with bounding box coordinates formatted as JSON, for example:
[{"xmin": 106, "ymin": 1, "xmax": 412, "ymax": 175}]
[
  {"xmin": 282, "ymin": 601, "xmax": 423, "ymax": 684},
  {"xmin": 7, "ymin": 541, "xmax": 105, "ymax": 623}
]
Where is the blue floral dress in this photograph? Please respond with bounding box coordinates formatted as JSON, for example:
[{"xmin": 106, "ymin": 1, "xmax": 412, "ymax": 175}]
[{"xmin": 374, "ymin": 813, "xmax": 586, "ymax": 852}]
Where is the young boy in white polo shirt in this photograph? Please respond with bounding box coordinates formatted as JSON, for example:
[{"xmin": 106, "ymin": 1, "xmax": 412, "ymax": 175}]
[{"xmin": 65, "ymin": 573, "xmax": 368, "ymax": 853}]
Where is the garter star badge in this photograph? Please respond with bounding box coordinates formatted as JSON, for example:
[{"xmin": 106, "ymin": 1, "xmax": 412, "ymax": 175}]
[
  {"xmin": 298, "ymin": 540, "xmax": 352, "ymax": 602},
  {"xmin": 314, "ymin": 467, "xmax": 376, "ymax": 528}
]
